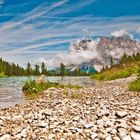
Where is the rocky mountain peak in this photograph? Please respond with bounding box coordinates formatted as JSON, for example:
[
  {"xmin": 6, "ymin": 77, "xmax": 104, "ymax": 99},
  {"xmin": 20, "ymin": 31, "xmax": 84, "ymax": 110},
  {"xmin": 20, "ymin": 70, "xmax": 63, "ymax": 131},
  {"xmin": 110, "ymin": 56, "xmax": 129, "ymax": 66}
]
[{"xmin": 70, "ymin": 36, "xmax": 140, "ymax": 71}]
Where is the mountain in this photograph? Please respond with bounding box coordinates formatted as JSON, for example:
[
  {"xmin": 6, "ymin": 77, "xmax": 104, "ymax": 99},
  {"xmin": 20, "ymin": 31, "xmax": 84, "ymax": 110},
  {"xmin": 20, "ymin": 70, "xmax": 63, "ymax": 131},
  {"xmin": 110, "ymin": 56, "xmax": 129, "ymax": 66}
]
[{"xmin": 70, "ymin": 36, "xmax": 140, "ymax": 71}]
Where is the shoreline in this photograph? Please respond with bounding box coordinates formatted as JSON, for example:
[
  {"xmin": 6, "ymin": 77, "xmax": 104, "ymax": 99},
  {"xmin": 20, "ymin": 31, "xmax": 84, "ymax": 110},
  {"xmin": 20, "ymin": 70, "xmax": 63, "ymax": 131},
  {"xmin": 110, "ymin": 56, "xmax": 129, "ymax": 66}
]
[{"xmin": 0, "ymin": 76, "xmax": 140, "ymax": 139}]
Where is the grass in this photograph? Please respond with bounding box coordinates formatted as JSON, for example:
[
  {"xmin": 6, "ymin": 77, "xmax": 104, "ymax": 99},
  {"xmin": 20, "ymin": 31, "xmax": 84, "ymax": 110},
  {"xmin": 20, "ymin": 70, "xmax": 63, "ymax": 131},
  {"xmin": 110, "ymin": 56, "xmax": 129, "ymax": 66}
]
[
  {"xmin": 22, "ymin": 80, "xmax": 81, "ymax": 94},
  {"xmin": 91, "ymin": 64, "xmax": 139, "ymax": 81},
  {"xmin": 0, "ymin": 72, "xmax": 7, "ymax": 78},
  {"xmin": 129, "ymin": 77, "xmax": 140, "ymax": 92}
]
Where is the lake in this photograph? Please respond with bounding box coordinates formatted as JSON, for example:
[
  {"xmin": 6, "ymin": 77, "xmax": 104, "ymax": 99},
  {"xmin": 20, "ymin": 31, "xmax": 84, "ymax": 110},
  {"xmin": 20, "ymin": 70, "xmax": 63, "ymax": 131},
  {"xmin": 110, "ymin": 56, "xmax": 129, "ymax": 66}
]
[{"xmin": 0, "ymin": 76, "xmax": 94, "ymax": 109}]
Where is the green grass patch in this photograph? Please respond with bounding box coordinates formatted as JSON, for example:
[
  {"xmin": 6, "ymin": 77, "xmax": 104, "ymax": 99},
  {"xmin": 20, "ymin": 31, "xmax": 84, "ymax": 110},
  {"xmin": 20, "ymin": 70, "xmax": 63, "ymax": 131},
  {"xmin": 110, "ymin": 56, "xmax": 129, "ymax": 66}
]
[
  {"xmin": 0, "ymin": 72, "xmax": 7, "ymax": 78},
  {"xmin": 22, "ymin": 80, "xmax": 81, "ymax": 94},
  {"xmin": 91, "ymin": 65, "xmax": 139, "ymax": 81},
  {"xmin": 129, "ymin": 78, "xmax": 140, "ymax": 92}
]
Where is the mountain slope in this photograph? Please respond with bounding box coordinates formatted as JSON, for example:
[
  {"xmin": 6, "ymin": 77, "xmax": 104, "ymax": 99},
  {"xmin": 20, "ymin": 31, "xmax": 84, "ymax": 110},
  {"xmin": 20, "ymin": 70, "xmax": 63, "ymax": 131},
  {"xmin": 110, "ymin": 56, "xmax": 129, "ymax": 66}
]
[{"xmin": 70, "ymin": 36, "xmax": 140, "ymax": 71}]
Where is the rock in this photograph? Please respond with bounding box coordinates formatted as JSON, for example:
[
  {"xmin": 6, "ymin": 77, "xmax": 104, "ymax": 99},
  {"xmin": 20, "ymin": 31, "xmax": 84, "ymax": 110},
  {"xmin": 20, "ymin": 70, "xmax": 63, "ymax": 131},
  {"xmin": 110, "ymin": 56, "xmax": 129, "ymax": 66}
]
[
  {"xmin": 132, "ymin": 126, "xmax": 140, "ymax": 133},
  {"xmin": 84, "ymin": 123, "xmax": 93, "ymax": 129},
  {"xmin": 115, "ymin": 111, "xmax": 128, "ymax": 118},
  {"xmin": 19, "ymin": 128, "xmax": 27, "ymax": 138},
  {"xmin": 118, "ymin": 128, "xmax": 127, "ymax": 139},
  {"xmin": 38, "ymin": 122, "xmax": 48, "ymax": 128},
  {"xmin": 122, "ymin": 135, "xmax": 132, "ymax": 140},
  {"xmin": 0, "ymin": 134, "xmax": 11, "ymax": 140},
  {"xmin": 0, "ymin": 120, "xmax": 3, "ymax": 124},
  {"xmin": 105, "ymin": 135, "xmax": 112, "ymax": 140},
  {"xmin": 43, "ymin": 109, "xmax": 53, "ymax": 116},
  {"xmin": 131, "ymin": 132, "xmax": 140, "ymax": 140},
  {"xmin": 134, "ymin": 121, "xmax": 140, "ymax": 126},
  {"xmin": 73, "ymin": 116, "xmax": 80, "ymax": 121},
  {"xmin": 96, "ymin": 119, "xmax": 104, "ymax": 126},
  {"xmin": 113, "ymin": 137, "xmax": 121, "ymax": 140},
  {"xmin": 12, "ymin": 115, "xmax": 23, "ymax": 121},
  {"xmin": 48, "ymin": 134, "xmax": 55, "ymax": 140},
  {"xmin": 91, "ymin": 133, "xmax": 98, "ymax": 140}
]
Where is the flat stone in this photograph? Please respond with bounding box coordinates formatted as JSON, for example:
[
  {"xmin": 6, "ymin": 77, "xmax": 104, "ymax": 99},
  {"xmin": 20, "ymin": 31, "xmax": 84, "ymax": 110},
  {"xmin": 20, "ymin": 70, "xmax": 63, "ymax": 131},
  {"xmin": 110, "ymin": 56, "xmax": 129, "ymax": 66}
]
[
  {"xmin": 113, "ymin": 137, "xmax": 121, "ymax": 140},
  {"xmin": 118, "ymin": 128, "xmax": 127, "ymax": 139},
  {"xmin": 105, "ymin": 135, "xmax": 112, "ymax": 140},
  {"xmin": 132, "ymin": 126, "xmax": 140, "ymax": 133},
  {"xmin": 91, "ymin": 133, "xmax": 98, "ymax": 140},
  {"xmin": 84, "ymin": 123, "xmax": 93, "ymax": 129},
  {"xmin": 115, "ymin": 111, "xmax": 127, "ymax": 118},
  {"xmin": 43, "ymin": 109, "xmax": 53, "ymax": 116},
  {"xmin": 96, "ymin": 119, "xmax": 104, "ymax": 126},
  {"xmin": 73, "ymin": 116, "xmax": 80, "ymax": 121},
  {"xmin": 131, "ymin": 132, "xmax": 140, "ymax": 140},
  {"xmin": 38, "ymin": 122, "xmax": 48, "ymax": 128},
  {"xmin": 0, "ymin": 134, "xmax": 11, "ymax": 140},
  {"xmin": 134, "ymin": 121, "xmax": 140, "ymax": 126},
  {"xmin": 48, "ymin": 134, "xmax": 55, "ymax": 140},
  {"xmin": 122, "ymin": 135, "xmax": 132, "ymax": 140}
]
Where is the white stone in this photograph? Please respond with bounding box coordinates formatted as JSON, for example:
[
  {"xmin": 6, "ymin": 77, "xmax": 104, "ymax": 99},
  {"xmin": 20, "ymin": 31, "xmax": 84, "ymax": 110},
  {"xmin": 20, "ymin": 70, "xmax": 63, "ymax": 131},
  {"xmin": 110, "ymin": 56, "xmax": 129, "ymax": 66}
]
[
  {"xmin": 96, "ymin": 119, "xmax": 104, "ymax": 126},
  {"xmin": 48, "ymin": 134, "xmax": 55, "ymax": 140},
  {"xmin": 84, "ymin": 123, "xmax": 93, "ymax": 129},
  {"xmin": 122, "ymin": 135, "xmax": 132, "ymax": 140},
  {"xmin": 134, "ymin": 121, "xmax": 140, "ymax": 126},
  {"xmin": 131, "ymin": 132, "xmax": 140, "ymax": 140},
  {"xmin": 105, "ymin": 135, "xmax": 112, "ymax": 140},
  {"xmin": 38, "ymin": 122, "xmax": 48, "ymax": 128},
  {"xmin": 118, "ymin": 128, "xmax": 127, "ymax": 139},
  {"xmin": 73, "ymin": 116, "xmax": 80, "ymax": 121},
  {"xmin": 0, "ymin": 134, "xmax": 11, "ymax": 140},
  {"xmin": 115, "ymin": 111, "xmax": 127, "ymax": 118},
  {"xmin": 91, "ymin": 133, "xmax": 98, "ymax": 140},
  {"xmin": 113, "ymin": 137, "xmax": 121, "ymax": 140},
  {"xmin": 132, "ymin": 126, "xmax": 140, "ymax": 133}
]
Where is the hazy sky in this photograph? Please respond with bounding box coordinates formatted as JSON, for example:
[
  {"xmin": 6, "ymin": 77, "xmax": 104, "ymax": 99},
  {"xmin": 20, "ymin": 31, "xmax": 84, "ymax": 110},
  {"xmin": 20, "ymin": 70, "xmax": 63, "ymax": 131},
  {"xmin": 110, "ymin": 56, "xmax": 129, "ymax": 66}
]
[{"xmin": 0, "ymin": 0, "xmax": 140, "ymax": 67}]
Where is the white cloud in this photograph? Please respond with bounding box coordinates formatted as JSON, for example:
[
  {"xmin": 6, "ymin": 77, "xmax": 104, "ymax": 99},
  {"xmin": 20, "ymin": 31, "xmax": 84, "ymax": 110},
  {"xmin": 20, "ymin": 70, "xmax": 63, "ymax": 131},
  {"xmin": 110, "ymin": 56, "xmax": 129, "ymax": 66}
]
[
  {"xmin": 43, "ymin": 39, "xmax": 100, "ymax": 67},
  {"xmin": 136, "ymin": 27, "xmax": 140, "ymax": 33},
  {"xmin": 111, "ymin": 29, "xmax": 133, "ymax": 39}
]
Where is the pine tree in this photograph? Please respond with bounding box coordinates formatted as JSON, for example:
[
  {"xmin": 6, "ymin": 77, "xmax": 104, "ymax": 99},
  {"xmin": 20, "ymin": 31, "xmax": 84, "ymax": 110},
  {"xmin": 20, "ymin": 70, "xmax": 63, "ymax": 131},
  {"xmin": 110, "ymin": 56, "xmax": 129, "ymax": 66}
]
[
  {"xmin": 41, "ymin": 62, "xmax": 47, "ymax": 75},
  {"xmin": 34, "ymin": 64, "xmax": 40, "ymax": 75},
  {"xmin": 60, "ymin": 63, "xmax": 65, "ymax": 77},
  {"xmin": 27, "ymin": 62, "xmax": 32, "ymax": 75}
]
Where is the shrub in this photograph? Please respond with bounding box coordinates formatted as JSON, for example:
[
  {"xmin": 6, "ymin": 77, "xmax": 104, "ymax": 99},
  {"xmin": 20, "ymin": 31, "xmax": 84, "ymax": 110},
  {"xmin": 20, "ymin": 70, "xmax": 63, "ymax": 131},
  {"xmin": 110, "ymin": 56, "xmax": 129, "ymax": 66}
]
[
  {"xmin": 0, "ymin": 72, "xmax": 6, "ymax": 78},
  {"xmin": 22, "ymin": 80, "xmax": 81, "ymax": 94},
  {"xmin": 22, "ymin": 80, "xmax": 60, "ymax": 94},
  {"xmin": 129, "ymin": 78, "xmax": 140, "ymax": 91}
]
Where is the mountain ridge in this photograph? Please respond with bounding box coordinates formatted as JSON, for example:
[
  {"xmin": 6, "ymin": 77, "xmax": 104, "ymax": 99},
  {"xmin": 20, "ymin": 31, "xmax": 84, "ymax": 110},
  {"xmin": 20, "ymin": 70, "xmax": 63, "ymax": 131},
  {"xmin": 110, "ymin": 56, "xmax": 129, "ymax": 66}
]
[{"xmin": 70, "ymin": 36, "xmax": 140, "ymax": 71}]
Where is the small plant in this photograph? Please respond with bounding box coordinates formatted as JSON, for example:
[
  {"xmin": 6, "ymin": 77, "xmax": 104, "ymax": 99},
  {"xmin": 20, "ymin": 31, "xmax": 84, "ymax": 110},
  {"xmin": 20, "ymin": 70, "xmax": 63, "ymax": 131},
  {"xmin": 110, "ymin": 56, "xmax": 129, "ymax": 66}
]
[
  {"xmin": 129, "ymin": 78, "xmax": 140, "ymax": 92},
  {"xmin": 0, "ymin": 72, "xmax": 7, "ymax": 78},
  {"xmin": 22, "ymin": 80, "xmax": 60, "ymax": 94},
  {"xmin": 22, "ymin": 80, "xmax": 81, "ymax": 94}
]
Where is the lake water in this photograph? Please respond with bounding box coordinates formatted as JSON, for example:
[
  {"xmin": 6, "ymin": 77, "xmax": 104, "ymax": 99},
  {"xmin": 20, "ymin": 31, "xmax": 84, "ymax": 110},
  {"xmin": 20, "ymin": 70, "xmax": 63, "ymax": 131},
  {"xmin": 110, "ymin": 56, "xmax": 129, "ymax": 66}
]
[{"xmin": 0, "ymin": 76, "xmax": 94, "ymax": 109}]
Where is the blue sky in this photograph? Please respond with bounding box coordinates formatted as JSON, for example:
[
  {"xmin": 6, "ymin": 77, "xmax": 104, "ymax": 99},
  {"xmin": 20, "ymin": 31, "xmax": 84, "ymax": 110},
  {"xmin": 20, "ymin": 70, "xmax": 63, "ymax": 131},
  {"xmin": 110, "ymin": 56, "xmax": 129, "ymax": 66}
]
[{"xmin": 0, "ymin": 0, "xmax": 140, "ymax": 67}]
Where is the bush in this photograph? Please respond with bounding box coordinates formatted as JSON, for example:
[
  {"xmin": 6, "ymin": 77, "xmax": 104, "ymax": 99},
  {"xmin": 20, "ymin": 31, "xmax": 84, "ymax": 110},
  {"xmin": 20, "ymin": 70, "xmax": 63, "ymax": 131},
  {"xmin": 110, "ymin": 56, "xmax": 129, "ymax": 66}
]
[
  {"xmin": 129, "ymin": 78, "xmax": 140, "ymax": 91},
  {"xmin": 22, "ymin": 80, "xmax": 60, "ymax": 94},
  {"xmin": 22, "ymin": 80, "xmax": 81, "ymax": 94},
  {"xmin": 0, "ymin": 72, "xmax": 6, "ymax": 78}
]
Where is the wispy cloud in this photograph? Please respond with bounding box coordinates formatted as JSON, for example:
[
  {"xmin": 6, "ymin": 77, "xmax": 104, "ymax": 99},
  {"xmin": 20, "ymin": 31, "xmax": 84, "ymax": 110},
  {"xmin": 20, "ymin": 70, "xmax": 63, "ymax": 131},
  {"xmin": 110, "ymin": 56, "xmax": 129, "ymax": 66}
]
[{"xmin": 0, "ymin": 0, "xmax": 140, "ymax": 66}]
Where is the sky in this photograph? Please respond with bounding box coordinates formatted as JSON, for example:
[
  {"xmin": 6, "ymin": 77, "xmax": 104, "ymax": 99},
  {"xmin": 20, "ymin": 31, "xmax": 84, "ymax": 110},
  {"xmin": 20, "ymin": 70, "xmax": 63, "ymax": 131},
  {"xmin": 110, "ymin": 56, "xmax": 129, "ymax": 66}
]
[{"xmin": 0, "ymin": 0, "xmax": 140, "ymax": 67}]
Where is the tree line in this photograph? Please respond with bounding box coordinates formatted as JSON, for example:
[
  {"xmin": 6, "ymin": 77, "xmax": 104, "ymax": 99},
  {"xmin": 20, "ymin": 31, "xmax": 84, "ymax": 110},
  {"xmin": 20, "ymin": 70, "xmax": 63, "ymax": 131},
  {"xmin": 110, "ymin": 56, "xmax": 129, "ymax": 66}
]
[
  {"xmin": 0, "ymin": 58, "xmax": 47, "ymax": 76},
  {"xmin": 0, "ymin": 58, "xmax": 95, "ymax": 77},
  {"xmin": 120, "ymin": 52, "xmax": 140, "ymax": 64}
]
